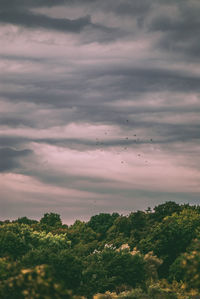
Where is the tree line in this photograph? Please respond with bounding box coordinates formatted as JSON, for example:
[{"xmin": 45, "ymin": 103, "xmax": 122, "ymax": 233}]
[{"xmin": 0, "ymin": 201, "xmax": 200, "ymax": 298}]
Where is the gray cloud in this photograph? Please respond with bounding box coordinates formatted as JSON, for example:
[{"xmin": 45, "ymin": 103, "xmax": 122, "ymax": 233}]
[
  {"xmin": 2, "ymin": 66, "xmax": 200, "ymax": 111},
  {"xmin": 148, "ymin": 0, "xmax": 200, "ymax": 60},
  {"xmin": 0, "ymin": 10, "xmax": 97, "ymax": 33},
  {"xmin": 0, "ymin": 117, "xmax": 34, "ymax": 127},
  {"xmin": 0, "ymin": 137, "xmax": 28, "ymax": 148},
  {"xmin": 0, "ymin": 0, "xmax": 200, "ymax": 222},
  {"xmin": 0, "ymin": 1, "xmax": 120, "ymax": 41},
  {"xmin": 0, "ymin": 147, "xmax": 33, "ymax": 172}
]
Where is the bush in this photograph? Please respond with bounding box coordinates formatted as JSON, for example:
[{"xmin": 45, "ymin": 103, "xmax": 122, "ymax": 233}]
[{"xmin": 0, "ymin": 265, "xmax": 79, "ymax": 299}]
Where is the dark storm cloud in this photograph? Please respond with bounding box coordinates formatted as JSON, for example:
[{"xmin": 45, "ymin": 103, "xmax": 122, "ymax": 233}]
[
  {"xmin": 0, "ymin": 136, "xmax": 28, "ymax": 148},
  {"xmin": 1, "ymin": 0, "xmax": 200, "ymax": 222},
  {"xmin": 164, "ymin": 124, "xmax": 200, "ymax": 142},
  {"xmin": 148, "ymin": 0, "xmax": 200, "ymax": 59},
  {"xmin": 1, "ymin": 120, "xmax": 199, "ymax": 157},
  {"xmin": 150, "ymin": 1, "xmax": 200, "ymax": 35},
  {"xmin": 0, "ymin": 0, "xmax": 151, "ymax": 10},
  {"xmin": 113, "ymin": 0, "xmax": 151, "ymax": 16},
  {"xmin": 0, "ymin": 10, "xmax": 96, "ymax": 33},
  {"xmin": 0, "ymin": 0, "xmax": 120, "ymax": 38},
  {"xmin": 22, "ymin": 168, "xmax": 115, "ymax": 191},
  {"xmin": 2, "ymin": 66, "xmax": 200, "ymax": 108},
  {"xmin": 0, "ymin": 147, "xmax": 32, "ymax": 172},
  {"xmin": 0, "ymin": 117, "xmax": 33, "ymax": 127},
  {"xmin": 0, "ymin": 0, "xmax": 85, "ymax": 9},
  {"xmin": 29, "ymin": 123, "xmax": 200, "ymax": 146},
  {"xmin": 93, "ymin": 67, "xmax": 200, "ymax": 93},
  {"xmin": 75, "ymin": 0, "xmax": 152, "ymax": 17}
]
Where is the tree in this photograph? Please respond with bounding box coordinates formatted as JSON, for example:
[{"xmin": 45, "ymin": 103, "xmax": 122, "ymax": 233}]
[
  {"xmin": 40, "ymin": 213, "xmax": 62, "ymax": 228},
  {"xmin": 14, "ymin": 217, "xmax": 38, "ymax": 225},
  {"xmin": 170, "ymin": 238, "xmax": 200, "ymax": 292},
  {"xmin": 153, "ymin": 201, "xmax": 182, "ymax": 222},
  {"xmin": 129, "ymin": 211, "xmax": 147, "ymax": 231},
  {"xmin": 87, "ymin": 213, "xmax": 119, "ymax": 239},
  {"xmin": 82, "ymin": 246, "xmax": 146, "ymax": 297},
  {"xmin": 0, "ymin": 224, "xmax": 31, "ymax": 259},
  {"xmin": 128, "ymin": 211, "xmax": 148, "ymax": 245},
  {"xmin": 50, "ymin": 250, "xmax": 83, "ymax": 292},
  {"xmin": 139, "ymin": 209, "xmax": 200, "ymax": 277},
  {"xmin": 0, "ymin": 265, "xmax": 77, "ymax": 299}
]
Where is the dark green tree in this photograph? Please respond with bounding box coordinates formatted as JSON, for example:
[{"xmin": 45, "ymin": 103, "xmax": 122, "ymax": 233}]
[
  {"xmin": 50, "ymin": 250, "xmax": 83, "ymax": 292},
  {"xmin": 0, "ymin": 224, "xmax": 31, "ymax": 259},
  {"xmin": 14, "ymin": 217, "xmax": 38, "ymax": 225},
  {"xmin": 153, "ymin": 201, "xmax": 182, "ymax": 222},
  {"xmin": 87, "ymin": 213, "xmax": 119, "ymax": 239},
  {"xmin": 82, "ymin": 246, "xmax": 146, "ymax": 297},
  {"xmin": 40, "ymin": 213, "xmax": 62, "ymax": 228},
  {"xmin": 0, "ymin": 265, "xmax": 77, "ymax": 299},
  {"xmin": 139, "ymin": 209, "xmax": 200, "ymax": 277}
]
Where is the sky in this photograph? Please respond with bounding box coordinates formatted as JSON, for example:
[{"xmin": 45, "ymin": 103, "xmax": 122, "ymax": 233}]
[{"xmin": 0, "ymin": 0, "xmax": 200, "ymax": 224}]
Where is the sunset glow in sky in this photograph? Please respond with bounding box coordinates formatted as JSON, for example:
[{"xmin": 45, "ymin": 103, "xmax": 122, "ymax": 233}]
[{"xmin": 0, "ymin": 0, "xmax": 200, "ymax": 223}]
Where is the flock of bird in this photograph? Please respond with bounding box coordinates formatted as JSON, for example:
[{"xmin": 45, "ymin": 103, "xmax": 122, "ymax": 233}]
[{"xmin": 94, "ymin": 119, "xmax": 154, "ymax": 166}]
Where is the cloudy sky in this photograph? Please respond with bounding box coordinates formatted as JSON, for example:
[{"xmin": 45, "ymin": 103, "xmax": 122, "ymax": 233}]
[{"xmin": 0, "ymin": 0, "xmax": 200, "ymax": 224}]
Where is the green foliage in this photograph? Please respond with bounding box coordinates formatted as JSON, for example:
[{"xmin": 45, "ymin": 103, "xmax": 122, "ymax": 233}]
[
  {"xmin": 50, "ymin": 250, "xmax": 83, "ymax": 291},
  {"xmin": 129, "ymin": 211, "xmax": 147, "ymax": 231},
  {"xmin": 87, "ymin": 213, "xmax": 119, "ymax": 238},
  {"xmin": 139, "ymin": 208, "xmax": 200, "ymax": 276},
  {"xmin": 144, "ymin": 251, "xmax": 163, "ymax": 282},
  {"xmin": 106, "ymin": 217, "xmax": 131, "ymax": 247},
  {"xmin": 0, "ymin": 258, "xmax": 20, "ymax": 280},
  {"xmin": 127, "ymin": 211, "xmax": 149, "ymax": 246},
  {"xmin": 94, "ymin": 280, "xmax": 196, "ymax": 299},
  {"xmin": 0, "ymin": 223, "xmax": 32, "ymax": 258},
  {"xmin": 68, "ymin": 220, "xmax": 99, "ymax": 256},
  {"xmin": 0, "ymin": 222, "xmax": 71, "ymax": 260},
  {"xmin": 40, "ymin": 213, "xmax": 62, "ymax": 228},
  {"xmin": 153, "ymin": 202, "xmax": 182, "ymax": 222},
  {"xmin": 147, "ymin": 282, "xmax": 177, "ymax": 299},
  {"xmin": 22, "ymin": 248, "xmax": 82, "ymax": 292},
  {"xmin": 170, "ymin": 238, "xmax": 200, "ymax": 292},
  {"xmin": 31, "ymin": 230, "xmax": 71, "ymax": 250},
  {"xmin": 14, "ymin": 217, "xmax": 38, "ymax": 225},
  {"xmin": 112, "ymin": 216, "xmax": 131, "ymax": 236},
  {"xmin": 81, "ymin": 245, "xmax": 146, "ymax": 297},
  {"xmin": 0, "ymin": 265, "xmax": 79, "ymax": 299},
  {"xmin": 0, "ymin": 202, "xmax": 200, "ymax": 298},
  {"xmin": 22, "ymin": 247, "xmax": 51, "ymax": 268},
  {"xmin": 94, "ymin": 288, "xmax": 148, "ymax": 299}
]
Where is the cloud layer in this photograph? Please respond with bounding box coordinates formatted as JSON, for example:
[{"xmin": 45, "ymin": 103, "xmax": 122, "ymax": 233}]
[{"xmin": 0, "ymin": 0, "xmax": 200, "ymax": 224}]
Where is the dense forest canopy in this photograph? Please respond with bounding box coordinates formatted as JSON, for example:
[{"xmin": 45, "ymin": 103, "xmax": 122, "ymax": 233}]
[{"xmin": 0, "ymin": 201, "xmax": 200, "ymax": 298}]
